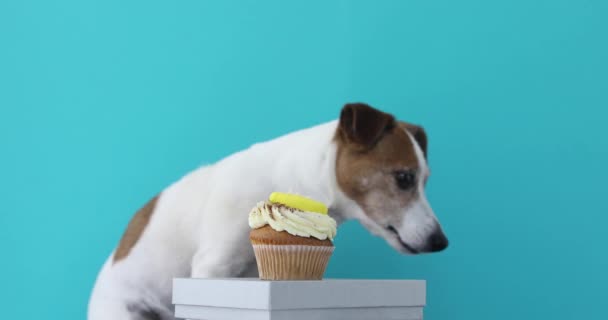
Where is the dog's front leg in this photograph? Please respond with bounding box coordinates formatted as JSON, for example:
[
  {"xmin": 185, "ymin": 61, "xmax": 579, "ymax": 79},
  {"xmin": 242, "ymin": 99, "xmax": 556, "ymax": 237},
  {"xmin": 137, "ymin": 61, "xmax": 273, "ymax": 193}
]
[
  {"xmin": 191, "ymin": 248, "xmax": 254, "ymax": 278},
  {"xmin": 190, "ymin": 220, "xmax": 255, "ymax": 278}
]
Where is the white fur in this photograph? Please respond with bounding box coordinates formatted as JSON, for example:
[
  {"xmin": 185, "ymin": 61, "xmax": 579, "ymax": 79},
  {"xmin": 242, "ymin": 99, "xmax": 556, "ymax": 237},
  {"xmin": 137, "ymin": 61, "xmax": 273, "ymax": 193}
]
[
  {"xmin": 89, "ymin": 121, "xmax": 344, "ymax": 320},
  {"xmin": 394, "ymin": 131, "xmax": 441, "ymax": 250},
  {"xmin": 88, "ymin": 120, "xmax": 442, "ymax": 320}
]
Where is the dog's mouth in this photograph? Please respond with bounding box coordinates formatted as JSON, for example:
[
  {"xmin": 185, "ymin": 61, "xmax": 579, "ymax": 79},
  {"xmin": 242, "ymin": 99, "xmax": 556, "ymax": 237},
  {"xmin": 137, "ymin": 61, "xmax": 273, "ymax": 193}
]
[{"xmin": 386, "ymin": 225, "xmax": 419, "ymax": 254}]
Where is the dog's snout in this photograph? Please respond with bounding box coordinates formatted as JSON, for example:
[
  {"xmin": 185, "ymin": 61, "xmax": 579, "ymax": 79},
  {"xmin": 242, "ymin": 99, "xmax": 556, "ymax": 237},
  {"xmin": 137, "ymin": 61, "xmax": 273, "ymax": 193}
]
[{"xmin": 428, "ymin": 229, "xmax": 448, "ymax": 252}]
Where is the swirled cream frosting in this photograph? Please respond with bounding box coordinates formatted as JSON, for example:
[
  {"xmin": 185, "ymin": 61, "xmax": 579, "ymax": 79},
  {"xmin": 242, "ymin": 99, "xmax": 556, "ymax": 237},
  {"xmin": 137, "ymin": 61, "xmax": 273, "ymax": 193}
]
[{"xmin": 248, "ymin": 201, "xmax": 337, "ymax": 241}]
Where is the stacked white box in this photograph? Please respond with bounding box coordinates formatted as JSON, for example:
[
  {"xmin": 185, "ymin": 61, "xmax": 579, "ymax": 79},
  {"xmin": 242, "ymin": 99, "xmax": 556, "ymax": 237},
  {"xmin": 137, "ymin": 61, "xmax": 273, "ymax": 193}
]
[{"xmin": 173, "ymin": 278, "xmax": 426, "ymax": 320}]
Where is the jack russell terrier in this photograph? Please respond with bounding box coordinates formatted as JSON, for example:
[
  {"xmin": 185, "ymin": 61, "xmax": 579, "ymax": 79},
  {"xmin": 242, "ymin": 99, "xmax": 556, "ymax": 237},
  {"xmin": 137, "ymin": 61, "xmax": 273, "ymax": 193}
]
[{"xmin": 88, "ymin": 103, "xmax": 449, "ymax": 320}]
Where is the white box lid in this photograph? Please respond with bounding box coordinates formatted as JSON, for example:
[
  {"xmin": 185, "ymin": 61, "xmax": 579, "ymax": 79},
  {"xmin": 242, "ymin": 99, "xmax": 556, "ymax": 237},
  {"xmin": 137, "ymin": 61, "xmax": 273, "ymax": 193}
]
[{"xmin": 173, "ymin": 278, "xmax": 426, "ymax": 310}]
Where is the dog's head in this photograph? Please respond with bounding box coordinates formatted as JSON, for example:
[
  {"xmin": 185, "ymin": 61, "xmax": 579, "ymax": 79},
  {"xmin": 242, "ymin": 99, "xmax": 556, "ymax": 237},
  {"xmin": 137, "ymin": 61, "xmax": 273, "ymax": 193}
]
[{"xmin": 334, "ymin": 103, "xmax": 448, "ymax": 254}]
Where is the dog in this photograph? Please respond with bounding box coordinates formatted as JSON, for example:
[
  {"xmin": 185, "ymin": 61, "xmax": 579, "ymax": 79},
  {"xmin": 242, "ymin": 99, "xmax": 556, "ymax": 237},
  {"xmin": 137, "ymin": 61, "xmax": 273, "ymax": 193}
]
[{"xmin": 88, "ymin": 103, "xmax": 448, "ymax": 320}]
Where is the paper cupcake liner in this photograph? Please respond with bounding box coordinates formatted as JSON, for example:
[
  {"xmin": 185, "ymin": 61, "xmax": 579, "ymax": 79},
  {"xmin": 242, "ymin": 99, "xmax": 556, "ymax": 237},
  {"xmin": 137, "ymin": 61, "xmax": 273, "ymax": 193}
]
[{"xmin": 252, "ymin": 244, "xmax": 334, "ymax": 280}]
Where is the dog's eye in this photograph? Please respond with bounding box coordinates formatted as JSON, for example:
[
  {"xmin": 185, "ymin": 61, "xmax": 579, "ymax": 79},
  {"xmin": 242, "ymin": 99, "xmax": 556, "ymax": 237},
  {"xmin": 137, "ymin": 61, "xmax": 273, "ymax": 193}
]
[{"xmin": 394, "ymin": 170, "xmax": 416, "ymax": 190}]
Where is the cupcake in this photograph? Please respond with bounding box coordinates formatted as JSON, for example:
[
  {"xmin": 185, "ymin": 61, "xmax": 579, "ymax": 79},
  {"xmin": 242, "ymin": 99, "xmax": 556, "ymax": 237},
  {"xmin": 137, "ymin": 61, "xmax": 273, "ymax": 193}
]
[{"xmin": 249, "ymin": 192, "xmax": 337, "ymax": 280}]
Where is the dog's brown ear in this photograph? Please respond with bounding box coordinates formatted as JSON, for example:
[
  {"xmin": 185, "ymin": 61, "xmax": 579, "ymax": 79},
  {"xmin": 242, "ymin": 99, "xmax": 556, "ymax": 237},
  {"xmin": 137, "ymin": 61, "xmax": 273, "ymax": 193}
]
[
  {"xmin": 400, "ymin": 122, "xmax": 428, "ymax": 159},
  {"xmin": 338, "ymin": 103, "xmax": 396, "ymax": 148}
]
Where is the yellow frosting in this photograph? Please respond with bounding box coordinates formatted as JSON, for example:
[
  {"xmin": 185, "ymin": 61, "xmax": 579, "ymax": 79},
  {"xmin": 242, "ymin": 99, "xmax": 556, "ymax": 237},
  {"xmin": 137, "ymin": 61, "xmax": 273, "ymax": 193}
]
[
  {"xmin": 248, "ymin": 201, "xmax": 337, "ymax": 241},
  {"xmin": 269, "ymin": 192, "xmax": 328, "ymax": 215}
]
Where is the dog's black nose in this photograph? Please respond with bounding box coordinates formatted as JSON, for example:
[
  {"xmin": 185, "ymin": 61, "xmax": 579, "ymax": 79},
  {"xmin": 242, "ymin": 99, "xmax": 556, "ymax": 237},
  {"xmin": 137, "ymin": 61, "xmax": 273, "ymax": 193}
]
[{"xmin": 428, "ymin": 229, "xmax": 449, "ymax": 252}]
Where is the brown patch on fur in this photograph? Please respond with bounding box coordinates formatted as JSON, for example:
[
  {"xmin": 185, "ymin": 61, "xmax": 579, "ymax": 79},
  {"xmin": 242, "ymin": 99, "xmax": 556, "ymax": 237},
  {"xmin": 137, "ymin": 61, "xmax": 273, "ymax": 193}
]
[
  {"xmin": 250, "ymin": 225, "xmax": 334, "ymax": 247},
  {"xmin": 334, "ymin": 104, "xmax": 424, "ymax": 224},
  {"xmin": 337, "ymin": 103, "xmax": 396, "ymax": 148},
  {"xmin": 399, "ymin": 121, "xmax": 428, "ymax": 159},
  {"xmin": 113, "ymin": 195, "xmax": 159, "ymax": 263}
]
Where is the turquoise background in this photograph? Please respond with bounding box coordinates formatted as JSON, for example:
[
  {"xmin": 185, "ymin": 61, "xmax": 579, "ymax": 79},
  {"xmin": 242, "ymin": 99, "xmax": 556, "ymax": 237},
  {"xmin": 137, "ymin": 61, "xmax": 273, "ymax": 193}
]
[{"xmin": 1, "ymin": 0, "xmax": 606, "ymax": 319}]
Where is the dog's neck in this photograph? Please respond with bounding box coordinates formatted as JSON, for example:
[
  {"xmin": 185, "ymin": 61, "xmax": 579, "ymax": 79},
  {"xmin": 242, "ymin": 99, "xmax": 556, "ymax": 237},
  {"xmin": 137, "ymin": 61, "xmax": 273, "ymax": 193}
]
[{"xmin": 264, "ymin": 120, "xmax": 351, "ymax": 224}]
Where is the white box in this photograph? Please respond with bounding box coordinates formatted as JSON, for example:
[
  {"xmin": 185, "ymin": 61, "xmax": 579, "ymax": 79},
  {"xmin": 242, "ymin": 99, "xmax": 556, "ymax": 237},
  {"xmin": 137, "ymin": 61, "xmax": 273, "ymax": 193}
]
[{"xmin": 172, "ymin": 278, "xmax": 426, "ymax": 320}]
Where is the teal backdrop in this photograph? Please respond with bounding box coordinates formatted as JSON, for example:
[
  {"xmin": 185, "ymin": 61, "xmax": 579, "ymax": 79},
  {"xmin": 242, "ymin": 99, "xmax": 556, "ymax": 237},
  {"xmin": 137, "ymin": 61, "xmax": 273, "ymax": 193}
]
[{"xmin": 1, "ymin": 1, "xmax": 607, "ymax": 319}]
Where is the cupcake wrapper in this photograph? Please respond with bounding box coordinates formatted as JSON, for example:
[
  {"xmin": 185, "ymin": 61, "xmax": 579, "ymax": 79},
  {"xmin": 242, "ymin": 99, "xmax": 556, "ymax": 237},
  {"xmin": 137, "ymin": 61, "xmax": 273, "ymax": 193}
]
[{"xmin": 252, "ymin": 244, "xmax": 334, "ymax": 280}]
